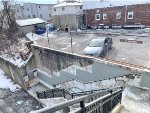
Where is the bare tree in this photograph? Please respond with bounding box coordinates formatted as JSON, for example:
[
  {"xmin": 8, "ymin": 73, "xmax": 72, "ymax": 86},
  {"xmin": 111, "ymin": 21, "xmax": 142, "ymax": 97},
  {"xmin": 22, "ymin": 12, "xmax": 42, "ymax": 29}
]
[{"xmin": 0, "ymin": 0, "xmax": 22, "ymax": 56}]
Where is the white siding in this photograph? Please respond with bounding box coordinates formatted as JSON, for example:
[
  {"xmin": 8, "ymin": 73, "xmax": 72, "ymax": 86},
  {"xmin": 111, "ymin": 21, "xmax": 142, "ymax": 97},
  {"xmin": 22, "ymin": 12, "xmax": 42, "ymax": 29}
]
[
  {"xmin": 36, "ymin": 5, "xmax": 52, "ymax": 21},
  {"xmin": 52, "ymin": 6, "xmax": 83, "ymax": 16},
  {"xmin": 15, "ymin": 3, "xmax": 54, "ymax": 21}
]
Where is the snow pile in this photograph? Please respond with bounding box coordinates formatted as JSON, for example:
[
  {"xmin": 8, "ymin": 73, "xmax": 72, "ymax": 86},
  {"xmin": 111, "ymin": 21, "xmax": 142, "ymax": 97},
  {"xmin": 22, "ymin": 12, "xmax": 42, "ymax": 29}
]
[
  {"xmin": 121, "ymin": 86, "xmax": 150, "ymax": 113},
  {"xmin": 40, "ymin": 97, "xmax": 67, "ymax": 107},
  {"xmin": 0, "ymin": 38, "xmax": 32, "ymax": 67},
  {"xmin": 0, "ymin": 52, "xmax": 33, "ymax": 67},
  {"xmin": 0, "ymin": 69, "xmax": 20, "ymax": 92},
  {"xmin": 56, "ymin": 77, "xmax": 128, "ymax": 92},
  {"xmin": 26, "ymin": 32, "xmax": 44, "ymax": 41}
]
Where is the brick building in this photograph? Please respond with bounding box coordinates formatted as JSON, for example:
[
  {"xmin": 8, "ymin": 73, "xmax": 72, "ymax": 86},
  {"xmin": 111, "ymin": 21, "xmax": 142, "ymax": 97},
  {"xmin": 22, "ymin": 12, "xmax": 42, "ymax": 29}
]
[{"xmin": 83, "ymin": 3, "xmax": 150, "ymax": 27}]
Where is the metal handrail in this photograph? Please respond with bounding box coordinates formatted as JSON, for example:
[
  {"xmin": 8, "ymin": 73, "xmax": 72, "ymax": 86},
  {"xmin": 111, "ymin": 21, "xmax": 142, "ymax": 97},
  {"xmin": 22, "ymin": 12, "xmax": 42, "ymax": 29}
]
[{"xmin": 31, "ymin": 87, "xmax": 123, "ymax": 113}]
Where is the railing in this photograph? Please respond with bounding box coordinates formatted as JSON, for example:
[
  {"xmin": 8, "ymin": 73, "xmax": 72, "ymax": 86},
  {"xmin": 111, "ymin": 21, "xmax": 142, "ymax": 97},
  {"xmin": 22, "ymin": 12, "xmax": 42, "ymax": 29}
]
[
  {"xmin": 36, "ymin": 87, "xmax": 122, "ymax": 100},
  {"xmin": 36, "ymin": 88, "xmax": 73, "ymax": 100},
  {"xmin": 31, "ymin": 88, "xmax": 123, "ymax": 113}
]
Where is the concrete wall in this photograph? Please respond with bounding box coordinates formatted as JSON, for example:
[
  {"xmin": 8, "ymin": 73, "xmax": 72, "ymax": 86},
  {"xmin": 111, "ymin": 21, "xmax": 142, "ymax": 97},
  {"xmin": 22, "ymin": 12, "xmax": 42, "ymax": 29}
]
[
  {"xmin": 0, "ymin": 57, "xmax": 26, "ymax": 89},
  {"xmin": 0, "ymin": 54, "xmax": 38, "ymax": 90},
  {"xmin": 140, "ymin": 73, "xmax": 150, "ymax": 89},
  {"xmin": 52, "ymin": 14, "xmax": 83, "ymax": 30},
  {"xmin": 32, "ymin": 45, "xmax": 94, "ymax": 75}
]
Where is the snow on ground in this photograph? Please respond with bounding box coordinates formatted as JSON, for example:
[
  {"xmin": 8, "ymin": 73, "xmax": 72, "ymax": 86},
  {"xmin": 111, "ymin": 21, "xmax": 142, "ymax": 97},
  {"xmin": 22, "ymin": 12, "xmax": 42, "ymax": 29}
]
[
  {"xmin": 119, "ymin": 76, "xmax": 150, "ymax": 113},
  {"xmin": 40, "ymin": 97, "xmax": 67, "ymax": 113},
  {"xmin": 26, "ymin": 32, "xmax": 43, "ymax": 41},
  {"xmin": 120, "ymin": 86, "xmax": 150, "ymax": 113},
  {"xmin": 0, "ymin": 68, "xmax": 20, "ymax": 92},
  {"xmin": 56, "ymin": 77, "xmax": 128, "ymax": 93},
  {"xmin": 0, "ymin": 52, "xmax": 33, "ymax": 67},
  {"xmin": 40, "ymin": 97, "xmax": 67, "ymax": 107},
  {"xmin": 0, "ymin": 37, "xmax": 33, "ymax": 67}
]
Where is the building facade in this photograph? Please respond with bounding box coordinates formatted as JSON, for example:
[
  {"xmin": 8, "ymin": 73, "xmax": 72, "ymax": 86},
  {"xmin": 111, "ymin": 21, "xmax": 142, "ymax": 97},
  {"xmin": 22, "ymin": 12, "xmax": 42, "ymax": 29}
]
[
  {"xmin": 83, "ymin": 3, "xmax": 150, "ymax": 27},
  {"xmin": 52, "ymin": 0, "xmax": 83, "ymax": 30},
  {"xmin": 14, "ymin": 3, "xmax": 55, "ymax": 22}
]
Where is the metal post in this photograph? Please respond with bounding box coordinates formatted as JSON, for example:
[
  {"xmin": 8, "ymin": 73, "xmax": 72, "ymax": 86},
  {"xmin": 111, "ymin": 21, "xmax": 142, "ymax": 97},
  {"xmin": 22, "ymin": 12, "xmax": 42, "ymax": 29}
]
[
  {"xmin": 80, "ymin": 101, "xmax": 85, "ymax": 113},
  {"xmin": 63, "ymin": 89, "xmax": 66, "ymax": 99},
  {"xmin": 70, "ymin": 34, "xmax": 73, "ymax": 54}
]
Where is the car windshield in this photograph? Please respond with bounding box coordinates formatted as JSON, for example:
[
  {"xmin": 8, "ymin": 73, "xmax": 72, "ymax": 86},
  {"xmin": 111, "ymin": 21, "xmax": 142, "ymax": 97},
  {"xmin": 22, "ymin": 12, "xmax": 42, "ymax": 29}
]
[{"xmin": 89, "ymin": 39, "xmax": 104, "ymax": 47}]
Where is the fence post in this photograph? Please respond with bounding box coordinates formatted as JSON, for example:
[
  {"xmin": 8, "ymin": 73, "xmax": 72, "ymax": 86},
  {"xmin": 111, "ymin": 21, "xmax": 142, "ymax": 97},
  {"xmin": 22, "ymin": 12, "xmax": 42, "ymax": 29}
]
[
  {"xmin": 52, "ymin": 89, "xmax": 54, "ymax": 98},
  {"xmin": 80, "ymin": 101, "xmax": 85, "ymax": 113},
  {"xmin": 71, "ymin": 94, "xmax": 74, "ymax": 99},
  {"xmin": 44, "ymin": 91, "xmax": 46, "ymax": 98},
  {"xmin": 63, "ymin": 89, "xmax": 66, "ymax": 99}
]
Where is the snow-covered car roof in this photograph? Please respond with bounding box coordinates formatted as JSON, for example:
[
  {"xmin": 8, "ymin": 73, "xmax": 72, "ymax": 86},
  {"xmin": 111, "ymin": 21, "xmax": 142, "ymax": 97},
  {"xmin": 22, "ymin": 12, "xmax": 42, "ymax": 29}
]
[{"xmin": 16, "ymin": 18, "xmax": 46, "ymax": 27}]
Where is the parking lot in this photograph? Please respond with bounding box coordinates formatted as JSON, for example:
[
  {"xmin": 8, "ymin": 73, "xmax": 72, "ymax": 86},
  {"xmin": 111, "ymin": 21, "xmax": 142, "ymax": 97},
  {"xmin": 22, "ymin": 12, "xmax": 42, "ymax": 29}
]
[{"xmin": 35, "ymin": 29, "xmax": 150, "ymax": 67}]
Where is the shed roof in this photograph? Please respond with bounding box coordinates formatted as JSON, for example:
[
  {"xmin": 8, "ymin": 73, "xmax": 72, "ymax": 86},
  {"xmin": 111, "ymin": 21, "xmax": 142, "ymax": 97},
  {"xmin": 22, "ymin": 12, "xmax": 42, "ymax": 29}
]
[{"xmin": 16, "ymin": 18, "xmax": 46, "ymax": 27}]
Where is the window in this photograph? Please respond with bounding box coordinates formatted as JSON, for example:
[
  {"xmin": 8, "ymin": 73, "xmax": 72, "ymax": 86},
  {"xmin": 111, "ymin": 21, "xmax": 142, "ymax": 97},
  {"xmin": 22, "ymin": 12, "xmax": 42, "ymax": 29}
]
[
  {"xmin": 80, "ymin": 6, "xmax": 82, "ymax": 9},
  {"xmin": 28, "ymin": 15, "xmax": 31, "ymax": 18},
  {"xmin": 40, "ymin": 14, "xmax": 42, "ymax": 18},
  {"xmin": 27, "ymin": 8, "xmax": 29, "ymax": 11},
  {"xmin": 18, "ymin": 16, "xmax": 21, "ymax": 19},
  {"xmin": 116, "ymin": 12, "xmax": 121, "ymax": 19},
  {"xmin": 62, "ymin": 7, "xmax": 65, "ymax": 11},
  {"xmin": 128, "ymin": 11, "xmax": 134, "ymax": 19},
  {"xmin": 39, "ymin": 6, "xmax": 41, "ymax": 10},
  {"xmin": 49, "ymin": 14, "xmax": 51, "ymax": 17},
  {"xmin": 33, "ymin": 15, "xmax": 36, "ymax": 18},
  {"xmin": 17, "ymin": 9, "xmax": 19, "ymax": 12},
  {"xmin": 95, "ymin": 14, "xmax": 100, "ymax": 20},
  {"xmin": 103, "ymin": 13, "xmax": 107, "ymax": 20},
  {"xmin": 54, "ymin": 8, "xmax": 56, "ymax": 11}
]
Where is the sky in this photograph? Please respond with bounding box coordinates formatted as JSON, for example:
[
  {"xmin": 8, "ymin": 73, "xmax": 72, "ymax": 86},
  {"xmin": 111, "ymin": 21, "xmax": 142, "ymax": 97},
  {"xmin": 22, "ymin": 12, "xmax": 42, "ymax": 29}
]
[
  {"xmin": 14, "ymin": 0, "xmax": 64, "ymax": 4},
  {"xmin": 0, "ymin": 0, "xmax": 149, "ymax": 6},
  {"xmin": 0, "ymin": 0, "xmax": 149, "ymax": 4}
]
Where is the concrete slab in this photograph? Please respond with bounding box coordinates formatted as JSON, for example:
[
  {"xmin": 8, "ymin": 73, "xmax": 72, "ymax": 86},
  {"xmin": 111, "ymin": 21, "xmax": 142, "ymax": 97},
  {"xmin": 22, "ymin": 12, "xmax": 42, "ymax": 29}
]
[{"xmin": 0, "ymin": 89, "xmax": 43, "ymax": 113}]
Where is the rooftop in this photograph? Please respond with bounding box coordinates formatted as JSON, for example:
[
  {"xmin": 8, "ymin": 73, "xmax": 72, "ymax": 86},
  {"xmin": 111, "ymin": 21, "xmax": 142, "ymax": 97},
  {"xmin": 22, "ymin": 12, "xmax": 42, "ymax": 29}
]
[
  {"xmin": 82, "ymin": 0, "xmax": 150, "ymax": 9},
  {"xmin": 53, "ymin": 0, "xmax": 82, "ymax": 8},
  {"xmin": 16, "ymin": 18, "xmax": 46, "ymax": 27}
]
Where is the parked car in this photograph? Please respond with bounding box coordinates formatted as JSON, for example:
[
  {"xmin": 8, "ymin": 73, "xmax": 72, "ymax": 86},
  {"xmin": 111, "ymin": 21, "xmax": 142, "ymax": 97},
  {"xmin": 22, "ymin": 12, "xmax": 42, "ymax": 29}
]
[
  {"xmin": 83, "ymin": 37, "xmax": 113, "ymax": 57},
  {"xmin": 104, "ymin": 26, "xmax": 109, "ymax": 29},
  {"xmin": 112, "ymin": 24, "xmax": 122, "ymax": 29},
  {"xmin": 97, "ymin": 24, "xmax": 105, "ymax": 29},
  {"xmin": 123, "ymin": 23, "xmax": 145, "ymax": 29}
]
